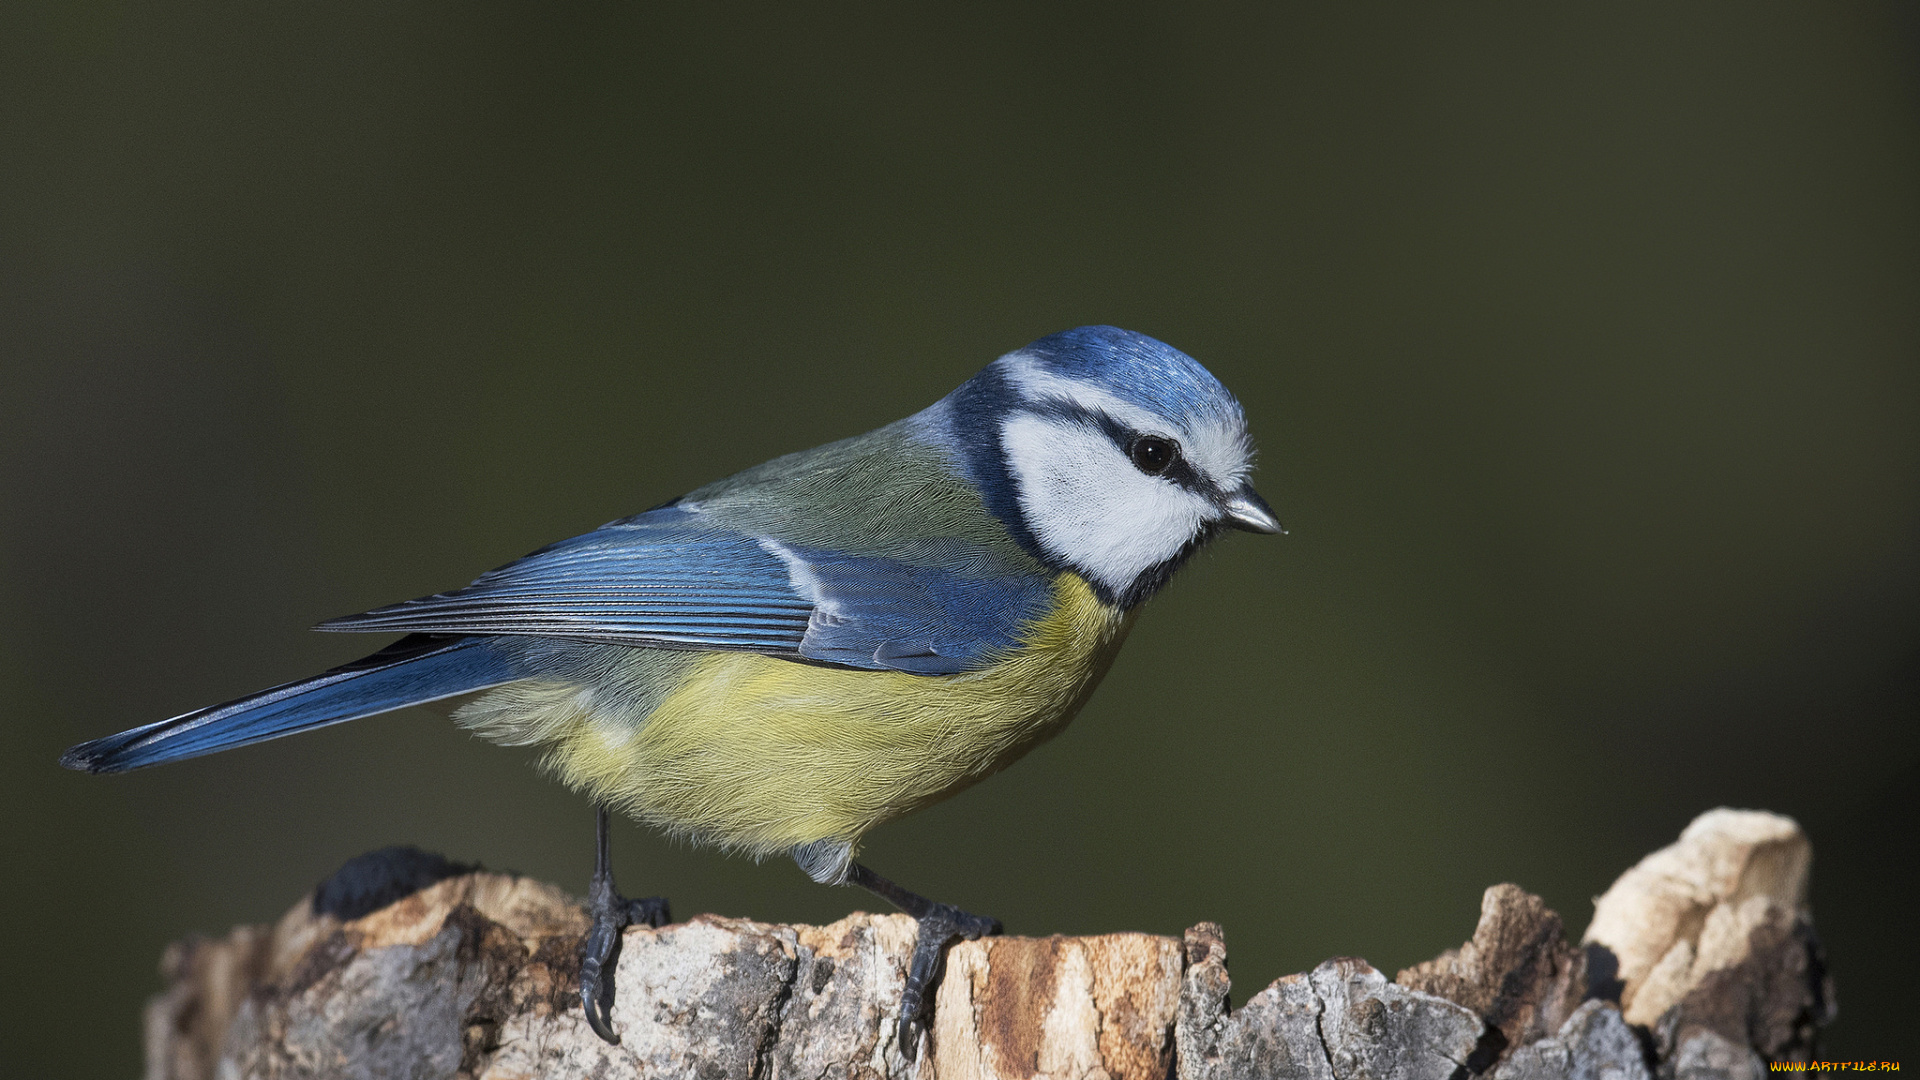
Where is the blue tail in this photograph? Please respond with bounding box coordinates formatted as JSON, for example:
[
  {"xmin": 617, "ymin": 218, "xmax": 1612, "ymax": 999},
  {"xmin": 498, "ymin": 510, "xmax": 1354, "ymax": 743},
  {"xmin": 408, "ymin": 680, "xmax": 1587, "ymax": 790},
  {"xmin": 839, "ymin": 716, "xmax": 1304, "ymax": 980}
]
[{"xmin": 60, "ymin": 635, "xmax": 517, "ymax": 774}]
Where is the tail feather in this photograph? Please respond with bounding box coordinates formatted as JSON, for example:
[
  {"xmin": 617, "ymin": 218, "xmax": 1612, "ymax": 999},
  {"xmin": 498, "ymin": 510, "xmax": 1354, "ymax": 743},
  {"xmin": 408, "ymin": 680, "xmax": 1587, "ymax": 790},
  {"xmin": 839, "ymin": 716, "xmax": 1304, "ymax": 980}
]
[{"xmin": 60, "ymin": 635, "xmax": 516, "ymax": 774}]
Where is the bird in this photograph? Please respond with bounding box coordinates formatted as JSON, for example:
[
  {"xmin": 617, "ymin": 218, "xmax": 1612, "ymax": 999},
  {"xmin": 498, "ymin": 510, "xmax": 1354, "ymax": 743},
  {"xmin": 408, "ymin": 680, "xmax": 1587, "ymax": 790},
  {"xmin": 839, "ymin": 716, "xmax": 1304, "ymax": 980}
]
[{"xmin": 61, "ymin": 325, "xmax": 1282, "ymax": 1057}]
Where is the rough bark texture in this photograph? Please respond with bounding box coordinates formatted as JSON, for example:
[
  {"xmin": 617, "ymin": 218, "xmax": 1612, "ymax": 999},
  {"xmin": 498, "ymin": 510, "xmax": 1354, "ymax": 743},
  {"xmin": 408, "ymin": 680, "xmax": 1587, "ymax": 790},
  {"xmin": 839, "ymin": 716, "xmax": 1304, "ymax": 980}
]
[
  {"xmin": 1395, "ymin": 882, "xmax": 1589, "ymax": 1057},
  {"xmin": 145, "ymin": 808, "xmax": 1834, "ymax": 1080},
  {"xmin": 1176, "ymin": 929, "xmax": 1484, "ymax": 1080},
  {"xmin": 1581, "ymin": 809, "xmax": 1835, "ymax": 1077}
]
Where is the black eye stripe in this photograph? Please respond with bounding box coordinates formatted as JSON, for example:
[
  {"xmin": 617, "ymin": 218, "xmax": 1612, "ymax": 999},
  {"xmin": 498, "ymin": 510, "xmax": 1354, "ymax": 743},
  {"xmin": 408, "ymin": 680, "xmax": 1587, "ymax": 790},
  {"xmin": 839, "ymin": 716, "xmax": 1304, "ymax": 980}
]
[
  {"xmin": 1021, "ymin": 400, "xmax": 1161, "ymax": 457},
  {"xmin": 1016, "ymin": 399, "xmax": 1219, "ymax": 495},
  {"xmin": 1023, "ymin": 399, "xmax": 1132, "ymax": 445},
  {"xmin": 1161, "ymin": 457, "xmax": 1206, "ymax": 491}
]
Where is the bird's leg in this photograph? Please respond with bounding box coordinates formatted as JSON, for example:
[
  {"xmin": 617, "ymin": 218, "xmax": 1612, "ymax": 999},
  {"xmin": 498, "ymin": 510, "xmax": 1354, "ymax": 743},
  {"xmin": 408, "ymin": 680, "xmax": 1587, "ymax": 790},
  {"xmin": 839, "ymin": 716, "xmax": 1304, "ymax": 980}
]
[
  {"xmin": 578, "ymin": 805, "xmax": 670, "ymax": 1044},
  {"xmin": 844, "ymin": 861, "xmax": 1001, "ymax": 1060}
]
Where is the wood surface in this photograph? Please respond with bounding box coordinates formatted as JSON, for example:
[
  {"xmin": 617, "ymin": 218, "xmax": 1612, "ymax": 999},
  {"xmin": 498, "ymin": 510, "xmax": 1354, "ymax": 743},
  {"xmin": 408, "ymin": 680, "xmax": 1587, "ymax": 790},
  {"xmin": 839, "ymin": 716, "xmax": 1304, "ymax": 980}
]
[{"xmin": 143, "ymin": 808, "xmax": 1833, "ymax": 1079}]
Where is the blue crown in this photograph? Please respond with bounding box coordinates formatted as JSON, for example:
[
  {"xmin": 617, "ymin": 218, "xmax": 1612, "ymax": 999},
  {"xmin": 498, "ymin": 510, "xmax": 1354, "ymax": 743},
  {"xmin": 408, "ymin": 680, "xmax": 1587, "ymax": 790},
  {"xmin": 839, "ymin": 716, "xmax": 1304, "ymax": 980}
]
[{"xmin": 1015, "ymin": 325, "xmax": 1242, "ymax": 424}]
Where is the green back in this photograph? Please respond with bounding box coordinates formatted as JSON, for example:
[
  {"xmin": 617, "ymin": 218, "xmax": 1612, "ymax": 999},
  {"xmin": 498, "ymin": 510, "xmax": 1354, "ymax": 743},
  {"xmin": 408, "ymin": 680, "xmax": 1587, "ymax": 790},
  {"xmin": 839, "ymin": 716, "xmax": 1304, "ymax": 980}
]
[{"xmin": 683, "ymin": 413, "xmax": 1045, "ymax": 579}]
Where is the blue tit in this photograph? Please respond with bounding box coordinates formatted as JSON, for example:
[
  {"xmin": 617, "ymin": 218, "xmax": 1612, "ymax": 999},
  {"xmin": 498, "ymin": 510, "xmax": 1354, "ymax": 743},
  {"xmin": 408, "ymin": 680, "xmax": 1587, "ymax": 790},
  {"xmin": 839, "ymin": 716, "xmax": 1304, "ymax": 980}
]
[{"xmin": 63, "ymin": 324, "xmax": 1283, "ymax": 1055}]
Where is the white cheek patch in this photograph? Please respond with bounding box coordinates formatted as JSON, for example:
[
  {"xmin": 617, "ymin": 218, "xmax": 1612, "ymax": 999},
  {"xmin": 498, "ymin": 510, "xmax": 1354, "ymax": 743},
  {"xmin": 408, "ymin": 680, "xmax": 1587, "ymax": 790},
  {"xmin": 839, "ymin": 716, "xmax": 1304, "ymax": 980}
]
[{"xmin": 1000, "ymin": 412, "xmax": 1214, "ymax": 595}]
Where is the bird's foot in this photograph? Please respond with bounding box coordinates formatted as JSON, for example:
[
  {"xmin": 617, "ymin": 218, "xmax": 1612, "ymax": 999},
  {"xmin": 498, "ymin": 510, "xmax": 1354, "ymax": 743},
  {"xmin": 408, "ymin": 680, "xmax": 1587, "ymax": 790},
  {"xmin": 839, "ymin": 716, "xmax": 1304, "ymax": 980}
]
[
  {"xmin": 896, "ymin": 902, "xmax": 1002, "ymax": 1059},
  {"xmin": 578, "ymin": 869, "xmax": 670, "ymax": 1044}
]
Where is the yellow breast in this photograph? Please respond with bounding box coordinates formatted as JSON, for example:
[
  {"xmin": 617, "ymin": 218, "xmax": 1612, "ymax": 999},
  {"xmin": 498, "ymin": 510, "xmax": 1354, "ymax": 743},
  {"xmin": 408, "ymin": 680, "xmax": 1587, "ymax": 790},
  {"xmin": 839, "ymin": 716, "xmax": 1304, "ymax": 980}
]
[{"xmin": 521, "ymin": 573, "xmax": 1132, "ymax": 858}]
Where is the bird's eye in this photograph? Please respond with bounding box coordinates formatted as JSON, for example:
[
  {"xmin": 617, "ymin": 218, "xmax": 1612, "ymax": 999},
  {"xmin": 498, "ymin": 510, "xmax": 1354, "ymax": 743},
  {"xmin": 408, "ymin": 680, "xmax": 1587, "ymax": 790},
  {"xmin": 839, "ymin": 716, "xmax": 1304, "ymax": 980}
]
[{"xmin": 1129, "ymin": 435, "xmax": 1178, "ymax": 476}]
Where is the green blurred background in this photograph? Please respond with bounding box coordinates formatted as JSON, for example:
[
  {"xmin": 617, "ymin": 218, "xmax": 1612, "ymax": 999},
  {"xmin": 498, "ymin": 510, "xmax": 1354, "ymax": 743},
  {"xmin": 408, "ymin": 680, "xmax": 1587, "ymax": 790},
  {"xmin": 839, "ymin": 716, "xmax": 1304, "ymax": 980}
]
[{"xmin": 4, "ymin": 3, "xmax": 1916, "ymax": 1071}]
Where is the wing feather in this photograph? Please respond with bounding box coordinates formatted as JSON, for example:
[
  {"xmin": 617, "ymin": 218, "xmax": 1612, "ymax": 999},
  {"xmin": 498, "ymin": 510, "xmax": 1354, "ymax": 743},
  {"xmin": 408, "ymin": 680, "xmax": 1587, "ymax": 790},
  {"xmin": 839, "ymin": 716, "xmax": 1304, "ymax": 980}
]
[{"xmin": 317, "ymin": 507, "xmax": 1055, "ymax": 674}]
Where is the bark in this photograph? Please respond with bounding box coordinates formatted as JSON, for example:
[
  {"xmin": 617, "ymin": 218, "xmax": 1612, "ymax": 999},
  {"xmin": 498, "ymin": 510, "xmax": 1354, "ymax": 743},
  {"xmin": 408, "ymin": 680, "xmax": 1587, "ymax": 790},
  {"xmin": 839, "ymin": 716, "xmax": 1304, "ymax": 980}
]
[{"xmin": 144, "ymin": 808, "xmax": 1834, "ymax": 1080}]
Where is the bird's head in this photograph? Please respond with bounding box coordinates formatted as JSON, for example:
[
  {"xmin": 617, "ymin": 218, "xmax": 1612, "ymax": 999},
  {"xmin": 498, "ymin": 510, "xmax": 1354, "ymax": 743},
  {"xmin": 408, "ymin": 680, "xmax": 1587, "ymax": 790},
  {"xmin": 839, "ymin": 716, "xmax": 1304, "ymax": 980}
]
[{"xmin": 941, "ymin": 325, "xmax": 1281, "ymax": 609}]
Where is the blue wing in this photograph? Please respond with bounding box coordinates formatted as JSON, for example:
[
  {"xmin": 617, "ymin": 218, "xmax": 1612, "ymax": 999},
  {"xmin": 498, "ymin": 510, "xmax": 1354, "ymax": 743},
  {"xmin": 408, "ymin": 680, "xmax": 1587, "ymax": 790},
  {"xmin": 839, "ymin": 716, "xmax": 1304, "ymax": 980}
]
[{"xmin": 317, "ymin": 506, "xmax": 1054, "ymax": 675}]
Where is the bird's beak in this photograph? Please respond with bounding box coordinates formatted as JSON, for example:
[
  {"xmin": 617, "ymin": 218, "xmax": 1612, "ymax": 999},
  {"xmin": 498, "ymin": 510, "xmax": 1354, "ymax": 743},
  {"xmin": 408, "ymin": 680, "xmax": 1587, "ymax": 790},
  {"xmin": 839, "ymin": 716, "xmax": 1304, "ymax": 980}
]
[{"xmin": 1222, "ymin": 484, "xmax": 1285, "ymax": 534}]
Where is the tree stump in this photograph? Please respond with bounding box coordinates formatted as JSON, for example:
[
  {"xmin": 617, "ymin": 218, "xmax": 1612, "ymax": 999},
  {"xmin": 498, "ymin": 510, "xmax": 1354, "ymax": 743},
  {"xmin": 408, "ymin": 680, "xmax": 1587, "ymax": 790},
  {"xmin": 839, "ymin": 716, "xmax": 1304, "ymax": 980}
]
[{"xmin": 143, "ymin": 808, "xmax": 1833, "ymax": 1079}]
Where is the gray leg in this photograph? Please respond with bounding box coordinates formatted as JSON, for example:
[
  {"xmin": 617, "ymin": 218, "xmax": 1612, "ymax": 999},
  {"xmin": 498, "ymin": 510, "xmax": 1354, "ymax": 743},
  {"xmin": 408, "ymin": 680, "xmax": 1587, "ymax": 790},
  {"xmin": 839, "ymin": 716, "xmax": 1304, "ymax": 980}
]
[
  {"xmin": 841, "ymin": 861, "xmax": 1000, "ymax": 1060},
  {"xmin": 579, "ymin": 805, "xmax": 670, "ymax": 1044}
]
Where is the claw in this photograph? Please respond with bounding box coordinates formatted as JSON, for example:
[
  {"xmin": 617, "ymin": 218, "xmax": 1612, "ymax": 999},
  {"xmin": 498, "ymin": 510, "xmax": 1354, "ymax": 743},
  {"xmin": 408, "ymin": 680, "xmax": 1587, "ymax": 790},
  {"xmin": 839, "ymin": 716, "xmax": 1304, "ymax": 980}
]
[
  {"xmin": 580, "ymin": 948, "xmax": 620, "ymax": 1044},
  {"xmin": 576, "ymin": 806, "xmax": 670, "ymax": 1045},
  {"xmin": 895, "ymin": 903, "xmax": 1002, "ymax": 1059},
  {"xmin": 837, "ymin": 861, "xmax": 1002, "ymax": 1061}
]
